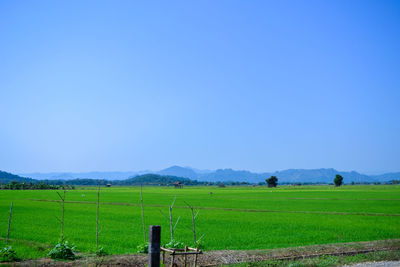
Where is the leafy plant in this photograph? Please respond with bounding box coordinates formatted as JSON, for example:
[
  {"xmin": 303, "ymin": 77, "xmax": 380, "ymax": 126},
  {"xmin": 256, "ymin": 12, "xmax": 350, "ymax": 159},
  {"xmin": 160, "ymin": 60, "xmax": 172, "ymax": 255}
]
[
  {"xmin": 96, "ymin": 246, "xmax": 108, "ymax": 257},
  {"xmin": 165, "ymin": 240, "xmax": 184, "ymax": 249},
  {"xmin": 195, "ymin": 240, "xmax": 205, "ymax": 250},
  {"xmin": 136, "ymin": 243, "xmax": 148, "ymax": 253},
  {"xmin": 48, "ymin": 240, "xmax": 76, "ymax": 260},
  {"xmin": 0, "ymin": 246, "xmax": 18, "ymax": 262}
]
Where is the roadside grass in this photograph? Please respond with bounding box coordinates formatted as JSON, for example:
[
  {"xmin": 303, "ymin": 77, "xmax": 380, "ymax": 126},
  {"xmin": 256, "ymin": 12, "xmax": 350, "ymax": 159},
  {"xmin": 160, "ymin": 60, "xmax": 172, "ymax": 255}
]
[
  {"xmin": 0, "ymin": 185, "xmax": 399, "ymax": 260},
  {"xmin": 224, "ymin": 250, "xmax": 400, "ymax": 266}
]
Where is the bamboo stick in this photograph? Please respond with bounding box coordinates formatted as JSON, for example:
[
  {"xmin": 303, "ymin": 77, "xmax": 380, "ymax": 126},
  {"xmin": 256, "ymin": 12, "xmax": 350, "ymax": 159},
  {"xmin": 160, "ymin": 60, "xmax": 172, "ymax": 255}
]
[{"xmin": 6, "ymin": 202, "xmax": 13, "ymax": 245}]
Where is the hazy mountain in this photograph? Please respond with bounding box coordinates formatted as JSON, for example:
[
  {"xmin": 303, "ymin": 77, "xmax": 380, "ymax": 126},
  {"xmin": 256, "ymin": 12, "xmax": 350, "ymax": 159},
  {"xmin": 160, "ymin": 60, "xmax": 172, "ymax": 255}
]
[
  {"xmin": 197, "ymin": 168, "xmax": 267, "ymax": 183},
  {"xmin": 20, "ymin": 171, "xmax": 142, "ymax": 180},
  {"xmin": 154, "ymin": 166, "xmax": 387, "ymax": 183},
  {"xmin": 15, "ymin": 166, "xmax": 400, "ymax": 184},
  {"xmin": 371, "ymin": 172, "xmax": 400, "ymax": 180},
  {"xmin": 270, "ymin": 169, "xmax": 373, "ymax": 183},
  {"xmin": 158, "ymin": 166, "xmax": 198, "ymax": 179}
]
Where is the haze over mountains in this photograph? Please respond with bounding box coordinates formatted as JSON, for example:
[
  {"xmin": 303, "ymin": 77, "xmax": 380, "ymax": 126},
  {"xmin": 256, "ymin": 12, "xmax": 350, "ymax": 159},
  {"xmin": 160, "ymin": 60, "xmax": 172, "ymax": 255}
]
[{"xmin": 20, "ymin": 166, "xmax": 400, "ymax": 184}]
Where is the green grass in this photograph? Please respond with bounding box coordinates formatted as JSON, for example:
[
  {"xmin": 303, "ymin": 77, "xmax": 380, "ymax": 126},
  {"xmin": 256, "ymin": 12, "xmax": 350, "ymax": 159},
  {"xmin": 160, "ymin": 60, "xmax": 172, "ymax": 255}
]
[
  {"xmin": 0, "ymin": 185, "xmax": 399, "ymax": 260},
  {"xmin": 225, "ymin": 250, "xmax": 400, "ymax": 266}
]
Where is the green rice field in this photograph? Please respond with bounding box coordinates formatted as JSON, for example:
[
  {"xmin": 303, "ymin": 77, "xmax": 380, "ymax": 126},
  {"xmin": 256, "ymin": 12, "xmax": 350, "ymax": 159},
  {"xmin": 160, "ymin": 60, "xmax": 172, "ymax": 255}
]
[{"xmin": 0, "ymin": 185, "xmax": 399, "ymax": 259}]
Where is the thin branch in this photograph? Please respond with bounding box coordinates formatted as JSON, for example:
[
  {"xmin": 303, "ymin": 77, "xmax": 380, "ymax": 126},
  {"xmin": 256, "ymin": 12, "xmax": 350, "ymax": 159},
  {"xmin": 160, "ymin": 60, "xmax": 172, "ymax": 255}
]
[
  {"xmin": 196, "ymin": 233, "xmax": 206, "ymax": 243},
  {"xmin": 56, "ymin": 191, "xmax": 64, "ymax": 201},
  {"xmin": 194, "ymin": 210, "xmax": 200, "ymax": 219},
  {"xmin": 55, "ymin": 216, "xmax": 61, "ymax": 223},
  {"xmin": 170, "ymin": 196, "xmax": 176, "ymax": 208},
  {"xmin": 183, "ymin": 200, "xmax": 191, "ymax": 208},
  {"xmin": 159, "ymin": 209, "xmax": 169, "ymax": 220},
  {"xmin": 173, "ymin": 216, "xmax": 181, "ymax": 230}
]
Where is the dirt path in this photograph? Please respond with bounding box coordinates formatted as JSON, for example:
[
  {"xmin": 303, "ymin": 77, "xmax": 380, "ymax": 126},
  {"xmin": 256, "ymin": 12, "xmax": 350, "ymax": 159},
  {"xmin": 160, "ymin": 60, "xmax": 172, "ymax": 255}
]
[
  {"xmin": 7, "ymin": 239, "xmax": 399, "ymax": 267},
  {"xmin": 343, "ymin": 261, "xmax": 400, "ymax": 267}
]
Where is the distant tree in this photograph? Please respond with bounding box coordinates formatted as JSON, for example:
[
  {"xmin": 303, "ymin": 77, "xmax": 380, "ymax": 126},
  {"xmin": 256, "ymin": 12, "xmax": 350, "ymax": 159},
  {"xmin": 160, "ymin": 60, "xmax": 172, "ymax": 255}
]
[
  {"xmin": 334, "ymin": 174, "xmax": 343, "ymax": 187},
  {"xmin": 266, "ymin": 176, "xmax": 278, "ymax": 188},
  {"xmin": 391, "ymin": 180, "xmax": 400, "ymax": 185}
]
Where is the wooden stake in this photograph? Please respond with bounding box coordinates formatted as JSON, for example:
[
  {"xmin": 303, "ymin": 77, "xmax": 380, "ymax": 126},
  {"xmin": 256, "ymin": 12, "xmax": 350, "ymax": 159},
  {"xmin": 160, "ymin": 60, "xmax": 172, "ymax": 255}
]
[
  {"xmin": 194, "ymin": 248, "xmax": 198, "ymax": 267},
  {"xmin": 6, "ymin": 202, "xmax": 13, "ymax": 245},
  {"xmin": 190, "ymin": 207, "xmax": 196, "ymax": 245},
  {"xmin": 148, "ymin": 225, "xmax": 161, "ymax": 267},
  {"xmin": 169, "ymin": 206, "xmax": 173, "ymax": 242},
  {"xmin": 96, "ymin": 184, "xmax": 100, "ymax": 251},
  {"xmin": 184, "ymin": 246, "xmax": 188, "ymax": 267},
  {"xmin": 56, "ymin": 190, "xmax": 66, "ymax": 241},
  {"xmin": 184, "ymin": 201, "xmax": 197, "ymax": 246},
  {"xmin": 140, "ymin": 184, "xmax": 146, "ymax": 243}
]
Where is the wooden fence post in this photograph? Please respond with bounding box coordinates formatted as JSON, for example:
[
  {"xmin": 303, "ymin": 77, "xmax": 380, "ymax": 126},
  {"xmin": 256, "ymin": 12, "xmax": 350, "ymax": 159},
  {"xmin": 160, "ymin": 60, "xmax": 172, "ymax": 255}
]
[{"xmin": 148, "ymin": 225, "xmax": 161, "ymax": 267}]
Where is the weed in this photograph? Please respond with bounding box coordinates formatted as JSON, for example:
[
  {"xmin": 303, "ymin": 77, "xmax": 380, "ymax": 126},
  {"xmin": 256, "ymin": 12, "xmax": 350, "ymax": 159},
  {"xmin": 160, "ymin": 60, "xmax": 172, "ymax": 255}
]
[
  {"xmin": 48, "ymin": 240, "xmax": 76, "ymax": 260},
  {"xmin": 0, "ymin": 246, "xmax": 18, "ymax": 262},
  {"xmin": 136, "ymin": 243, "xmax": 148, "ymax": 253}
]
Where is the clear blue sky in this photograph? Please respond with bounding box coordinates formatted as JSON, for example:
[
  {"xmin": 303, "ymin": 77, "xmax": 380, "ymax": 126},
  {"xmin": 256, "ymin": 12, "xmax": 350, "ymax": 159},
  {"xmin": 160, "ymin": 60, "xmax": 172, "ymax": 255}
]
[{"xmin": 1, "ymin": 1, "xmax": 399, "ymax": 174}]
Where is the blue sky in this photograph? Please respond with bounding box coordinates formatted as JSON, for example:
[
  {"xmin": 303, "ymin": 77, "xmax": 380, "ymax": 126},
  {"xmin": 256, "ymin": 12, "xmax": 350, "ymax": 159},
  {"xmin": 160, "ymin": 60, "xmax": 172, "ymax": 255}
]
[{"xmin": 0, "ymin": 1, "xmax": 399, "ymax": 174}]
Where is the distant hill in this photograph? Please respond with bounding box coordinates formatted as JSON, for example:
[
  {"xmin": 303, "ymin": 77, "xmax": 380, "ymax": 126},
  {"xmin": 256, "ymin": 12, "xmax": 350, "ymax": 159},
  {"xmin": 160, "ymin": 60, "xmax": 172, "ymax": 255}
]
[
  {"xmin": 371, "ymin": 172, "xmax": 400, "ymax": 181},
  {"xmin": 1, "ymin": 170, "xmax": 205, "ymax": 186},
  {"xmin": 158, "ymin": 166, "xmax": 198, "ymax": 179},
  {"xmin": 198, "ymin": 168, "xmax": 266, "ymax": 183},
  {"xmin": 119, "ymin": 174, "xmax": 204, "ymax": 186},
  {"xmin": 0, "ymin": 171, "xmax": 36, "ymax": 184},
  {"xmin": 11, "ymin": 166, "xmax": 400, "ymax": 184},
  {"xmin": 270, "ymin": 169, "xmax": 373, "ymax": 183},
  {"xmin": 20, "ymin": 171, "xmax": 142, "ymax": 180},
  {"xmin": 148, "ymin": 166, "xmax": 394, "ymax": 184}
]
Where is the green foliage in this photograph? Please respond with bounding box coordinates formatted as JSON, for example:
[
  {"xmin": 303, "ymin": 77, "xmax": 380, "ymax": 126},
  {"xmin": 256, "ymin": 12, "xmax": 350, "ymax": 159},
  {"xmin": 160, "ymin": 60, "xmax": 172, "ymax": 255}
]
[
  {"xmin": 194, "ymin": 240, "xmax": 205, "ymax": 250},
  {"xmin": 48, "ymin": 240, "xmax": 76, "ymax": 260},
  {"xmin": 165, "ymin": 240, "xmax": 184, "ymax": 249},
  {"xmin": 334, "ymin": 174, "xmax": 344, "ymax": 187},
  {"xmin": 266, "ymin": 176, "xmax": 278, "ymax": 187},
  {"xmin": 0, "ymin": 246, "xmax": 18, "ymax": 262},
  {"xmin": 95, "ymin": 246, "xmax": 108, "ymax": 257},
  {"xmin": 0, "ymin": 181, "xmax": 72, "ymax": 190},
  {"xmin": 136, "ymin": 243, "xmax": 148, "ymax": 253}
]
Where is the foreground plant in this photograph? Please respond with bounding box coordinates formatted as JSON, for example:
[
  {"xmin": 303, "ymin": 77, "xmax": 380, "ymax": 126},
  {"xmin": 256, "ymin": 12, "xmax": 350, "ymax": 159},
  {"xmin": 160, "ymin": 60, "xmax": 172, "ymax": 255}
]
[
  {"xmin": 137, "ymin": 243, "xmax": 149, "ymax": 253},
  {"xmin": 165, "ymin": 240, "xmax": 184, "ymax": 249},
  {"xmin": 0, "ymin": 246, "xmax": 18, "ymax": 262},
  {"xmin": 48, "ymin": 240, "xmax": 76, "ymax": 260},
  {"xmin": 96, "ymin": 246, "xmax": 108, "ymax": 257}
]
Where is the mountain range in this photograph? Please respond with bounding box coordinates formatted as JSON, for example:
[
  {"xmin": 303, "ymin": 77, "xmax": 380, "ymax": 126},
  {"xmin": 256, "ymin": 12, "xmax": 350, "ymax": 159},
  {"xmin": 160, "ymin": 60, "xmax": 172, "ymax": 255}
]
[{"xmin": 19, "ymin": 166, "xmax": 400, "ymax": 184}]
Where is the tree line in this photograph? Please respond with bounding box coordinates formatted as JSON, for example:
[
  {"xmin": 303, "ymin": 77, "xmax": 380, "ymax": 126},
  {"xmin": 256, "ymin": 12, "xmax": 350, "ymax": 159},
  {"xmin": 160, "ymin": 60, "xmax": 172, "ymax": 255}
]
[{"xmin": 0, "ymin": 181, "xmax": 75, "ymax": 190}]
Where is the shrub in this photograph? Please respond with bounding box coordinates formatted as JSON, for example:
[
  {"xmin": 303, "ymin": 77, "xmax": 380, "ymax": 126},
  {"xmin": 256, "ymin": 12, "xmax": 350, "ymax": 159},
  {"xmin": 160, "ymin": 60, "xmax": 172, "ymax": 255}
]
[
  {"xmin": 48, "ymin": 240, "xmax": 76, "ymax": 260},
  {"xmin": 165, "ymin": 240, "xmax": 184, "ymax": 249},
  {"xmin": 96, "ymin": 246, "xmax": 108, "ymax": 257},
  {"xmin": 136, "ymin": 243, "xmax": 148, "ymax": 253},
  {"xmin": 194, "ymin": 240, "xmax": 205, "ymax": 250},
  {"xmin": 0, "ymin": 246, "xmax": 18, "ymax": 262}
]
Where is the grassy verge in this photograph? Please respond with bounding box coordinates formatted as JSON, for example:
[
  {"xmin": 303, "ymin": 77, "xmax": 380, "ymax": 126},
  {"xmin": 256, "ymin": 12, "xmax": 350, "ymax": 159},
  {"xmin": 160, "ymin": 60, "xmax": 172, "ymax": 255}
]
[{"xmin": 224, "ymin": 250, "xmax": 400, "ymax": 267}]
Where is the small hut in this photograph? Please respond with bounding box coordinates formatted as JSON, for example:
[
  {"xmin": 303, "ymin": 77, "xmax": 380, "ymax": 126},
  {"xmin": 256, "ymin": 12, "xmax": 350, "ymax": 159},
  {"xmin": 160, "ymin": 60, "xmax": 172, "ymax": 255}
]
[
  {"xmin": 106, "ymin": 183, "xmax": 111, "ymax": 187},
  {"xmin": 173, "ymin": 181, "xmax": 183, "ymax": 188}
]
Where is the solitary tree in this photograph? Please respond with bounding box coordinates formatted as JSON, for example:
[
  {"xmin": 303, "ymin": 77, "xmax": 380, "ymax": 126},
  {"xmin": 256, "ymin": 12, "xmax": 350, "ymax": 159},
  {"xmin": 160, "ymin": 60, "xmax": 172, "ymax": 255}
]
[
  {"xmin": 334, "ymin": 174, "xmax": 343, "ymax": 187},
  {"xmin": 266, "ymin": 176, "xmax": 278, "ymax": 187}
]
